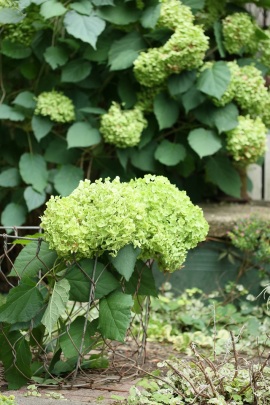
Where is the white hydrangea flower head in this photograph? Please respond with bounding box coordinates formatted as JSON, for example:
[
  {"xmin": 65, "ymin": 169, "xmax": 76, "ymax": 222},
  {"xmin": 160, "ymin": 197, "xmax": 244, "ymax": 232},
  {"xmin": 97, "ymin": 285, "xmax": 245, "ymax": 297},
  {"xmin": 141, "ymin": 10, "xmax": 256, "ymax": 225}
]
[
  {"xmin": 35, "ymin": 91, "xmax": 75, "ymax": 123},
  {"xmin": 99, "ymin": 102, "xmax": 147, "ymax": 148},
  {"xmin": 222, "ymin": 12, "xmax": 258, "ymax": 55},
  {"xmin": 225, "ymin": 115, "xmax": 267, "ymax": 166},
  {"xmin": 156, "ymin": 0, "xmax": 194, "ymax": 31},
  {"xmin": 41, "ymin": 175, "xmax": 209, "ymax": 273}
]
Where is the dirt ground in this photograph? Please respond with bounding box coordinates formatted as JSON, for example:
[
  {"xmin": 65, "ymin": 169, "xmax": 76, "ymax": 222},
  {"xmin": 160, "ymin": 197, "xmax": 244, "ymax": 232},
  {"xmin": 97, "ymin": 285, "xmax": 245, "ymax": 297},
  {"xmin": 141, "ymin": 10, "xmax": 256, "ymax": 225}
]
[{"xmin": 0, "ymin": 342, "xmax": 180, "ymax": 404}]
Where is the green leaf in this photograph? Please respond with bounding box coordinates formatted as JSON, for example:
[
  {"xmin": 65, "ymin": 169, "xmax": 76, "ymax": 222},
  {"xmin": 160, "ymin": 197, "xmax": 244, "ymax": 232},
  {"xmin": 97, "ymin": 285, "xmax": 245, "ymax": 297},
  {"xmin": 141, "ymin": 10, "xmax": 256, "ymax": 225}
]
[
  {"xmin": 168, "ymin": 71, "xmax": 196, "ymax": 97},
  {"xmin": 41, "ymin": 279, "xmax": 70, "ymax": 335},
  {"xmin": 60, "ymin": 317, "xmax": 98, "ymax": 359},
  {"xmin": 118, "ymin": 76, "xmax": 137, "ymax": 108},
  {"xmin": 0, "ymin": 104, "xmax": 25, "ymax": 121},
  {"xmin": 64, "ymin": 10, "xmax": 106, "ymax": 48},
  {"xmin": 99, "ymin": 291, "xmax": 133, "ymax": 342},
  {"xmin": 40, "ymin": 0, "xmax": 67, "ymax": 19},
  {"xmin": 1, "ymin": 203, "xmax": 26, "ymax": 228},
  {"xmin": 0, "ymin": 7, "xmax": 24, "ymax": 23},
  {"xmin": 197, "ymin": 61, "xmax": 231, "ymax": 100},
  {"xmin": 65, "ymin": 259, "xmax": 119, "ymax": 301},
  {"xmin": 67, "ymin": 122, "xmax": 101, "ymax": 148},
  {"xmin": 44, "ymin": 138, "xmax": 80, "ymax": 164},
  {"xmin": 0, "ymin": 168, "xmax": 20, "ymax": 187},
  {"xmin": 181, "ymin": 0, "xmax": 205, "ymax": 10},
  {"xmin": 154, "ymin": 140, "xmax": 186, "ymax": 166},
  {"xmin": 140, "ymin": 4, "xmax": 161, "ymax": 29},
  {"xmin": 125, "ymin": 261, "xmax": 158, "ymax": 297},
  {"xmin": 205, "ymin": 155, "xmax": 241, "ymax": 198},
  {"xmin": 92, "ymin": 0, "xmax": 114, "ymax": 5},
  {"xmin": 0, "ymin": 281, "xmax": 44, "ymax": 323},
  {"xmin": 19, "ymin": 153, "xmax": 48, "ymax": 192},
  {"xmin": 182, "ymin": 86, "xmax": 205, "ymax": 113},
  {"xmin": 10, "ymin": 241, "xmax": 58, "ymax": 279},
  {"xmin": 116, "ymin": 148, "xmax": 130, "ymax": 170},
  {"xmin": 69, "ymin": 0, "xmax": 93, "ymax": 15},
  {"xmin": 109, "ymin": 32, "xmax": 146, "ymax": 71},
  {"xmin": 130, "ymin": 142, "xmax": 157, "ymax": 172},
  {"xmin": 61, "ymin": 59, "xmax": 91, "ymax": 83},
  {"xmin": 213, "ymin": 103, "xmax": 239, "ymax": 133},
  {"xmin": 188, "ymin": 128, "xmax": 222, "ymax": 158},
  {"xmin": 44, "ymin": 46, "xmax": 69, "ymax": 70},
  {"xmin": 31, "ymin": 115, "xmax": 53, "ymax": 141},
  {"xmin": 213, "ymin": 21, "xmax": 226, "ymax": 58},
  {"xmin": 0, "ymin": 329, "xmax": 32, "ymax": 389},
  {"xmin": 154, "ymin": 93, "xmax": 179, "ymax": 130},
  {"xmin": 110, "ymin": 244, "xmax": 141, "ymax": 281},
  {"xmin": 96, "ymin": 0, "xmax": 141, "ymax": 25},
  {"xmin": 1, "ymin": 39, "xmax": 31, "ymax": 59},
  {"xmin": 24, "ymin": 186, "xmax": 46, "ymax": 212},
  {"xmin": 54, "ymin": 164, "xmax": 83, "ymax": 196},
  {"xmin": 13, "ymin": 91, "xmax": 36, "ymax": 109}
]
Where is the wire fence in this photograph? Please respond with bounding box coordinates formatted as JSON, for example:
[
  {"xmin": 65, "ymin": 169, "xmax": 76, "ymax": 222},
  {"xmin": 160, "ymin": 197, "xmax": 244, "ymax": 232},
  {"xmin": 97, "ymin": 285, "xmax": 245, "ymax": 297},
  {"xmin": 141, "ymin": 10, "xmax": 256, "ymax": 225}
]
[{"xmin": 0, "ymin": 227, "xmax": 151, "ymax": 388}]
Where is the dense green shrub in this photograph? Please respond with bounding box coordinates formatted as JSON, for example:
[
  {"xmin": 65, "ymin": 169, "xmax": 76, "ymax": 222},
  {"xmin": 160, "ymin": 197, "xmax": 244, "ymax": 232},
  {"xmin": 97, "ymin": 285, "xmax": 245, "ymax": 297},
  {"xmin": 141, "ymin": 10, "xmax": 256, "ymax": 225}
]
[{"xmin": 1, "ymin": 0, "xmax": 270, "ymax": 227}]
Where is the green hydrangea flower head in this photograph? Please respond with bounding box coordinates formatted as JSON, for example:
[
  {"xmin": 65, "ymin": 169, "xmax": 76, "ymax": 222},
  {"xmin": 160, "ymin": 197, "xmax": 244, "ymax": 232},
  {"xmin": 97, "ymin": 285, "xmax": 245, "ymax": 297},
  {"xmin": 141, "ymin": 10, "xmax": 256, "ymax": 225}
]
[
  {"xmin": 133, "ymin": 48, "xmax": 168, "ymax": 87},
  {"xmin": 162, "ymin": 23, "xmax": 209, "ymax": 73},
  {"xmin": 156, "ymin": 0, "xmax": 194, "ymax": 30},
  {"xmin": 4, "ymin": 15, "xmax": 36, "ymax": 46},
  {"xmin": 225, "ymin": 115, "xmax": 267, "ymax": 166},
  {"xmin": 41, "ymin": 175, "xmax": 209, "ymax": 273},
  {"xmin": 0, "ymin": 394, "xmax": 16, "ymax": 405},
  {"xmin": 129, "ymin": 175, "xmax": 209, "ymax": 272},
  {"xmin": 222, "ymin": 12, "xmax": 258, "ymax": 55},
  {"xmin": 41, "ymin": 177, "xmax": 145, "ymax": 259},
  {"xmin": 35, "ymin": 91, "xmax": 75, "ymax": 123},
  {"xmin": 233, "ymin": 65, "xmax": 268, "ymax": 116},
  {"xmin": 100, "ymin": 102, "xmax": 147, "ymax": 148}
]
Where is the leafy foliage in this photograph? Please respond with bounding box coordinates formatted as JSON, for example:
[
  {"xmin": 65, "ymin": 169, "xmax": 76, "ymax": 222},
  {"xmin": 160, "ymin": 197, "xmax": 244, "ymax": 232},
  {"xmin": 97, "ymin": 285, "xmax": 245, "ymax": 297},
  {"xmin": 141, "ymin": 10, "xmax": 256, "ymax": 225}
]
[{"xmin": 1, "ymin": 0, "xmax": 270, "ymax": 224}]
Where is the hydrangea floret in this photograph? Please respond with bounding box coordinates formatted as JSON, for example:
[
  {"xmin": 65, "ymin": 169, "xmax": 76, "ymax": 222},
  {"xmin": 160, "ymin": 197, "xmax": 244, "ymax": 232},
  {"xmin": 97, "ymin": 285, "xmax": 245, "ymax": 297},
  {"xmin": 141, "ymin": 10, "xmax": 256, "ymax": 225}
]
[
  {"xmin": 34, "ymin": 91, "xmax": 75, "ymax": 123},
  {"xmin": 225, "ymin": 115, "xmax": 267, "ymax": 166},
  {"xmin": 258, "ymin": 30, "xmax": 270, "ymax": 69},
  {"xmin": 133, "ymin": 48, "xmax": 168, "ymax": 87},
  {"xmin": 0, "ymin": 0, "xmax": 18, "ymax": 8},
  {"xmin": 99, "ymin": 102, "xmax": 147, "ymax": 148},
  {"xmin": 40, "ymin": 175, "xmax": 209, "ymax": 273},
  {"xmin": 222, "ymin": 12, "xmax": 258, "ymax": 55},
  {"xmin": 4, "ymin": 16, "xmax": 36, "ymax": 46}
]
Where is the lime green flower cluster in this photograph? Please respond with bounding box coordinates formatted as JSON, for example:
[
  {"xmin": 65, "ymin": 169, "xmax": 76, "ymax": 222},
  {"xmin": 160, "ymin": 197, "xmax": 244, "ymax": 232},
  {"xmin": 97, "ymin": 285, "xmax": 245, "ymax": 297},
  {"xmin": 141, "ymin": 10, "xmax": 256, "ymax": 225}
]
[
  {"xmin": 133, "ymin": 1, "xmax": 209, "ymax": 87},
  {"xmin": 0, "ymin": 394, "xmax": 16, "ymax": 405},
  {"xmin": 229, "ymin": 216, "xmax": 270, "ymax": 263},
  {"xmin": 233, "ymin": 65, "xmax": 268, "ymax": 117},
  {"xmin": 41, "ymin": 175, "xmax": 209, "ymax": 272},
  {"xmin": 4, "ymin": 16, "xmax": 36, "ymax": 46},
  {"xmin": 222, "ymin": 12, "xmax": 258, "ymax": 55},
  {"xmin": 156, "ymin": 0, "xmax": 194, "ymax": 30},
  {"xmin": 99, "ymin": 102, "xmax": 147, "ymax": 148},
  {"xmin": 34, "ymin": 91, "xmax": 75, "ymax": 123},
  {"xmin": 225, "ymin": 115, "xmax": 267, "ymax": 166}
]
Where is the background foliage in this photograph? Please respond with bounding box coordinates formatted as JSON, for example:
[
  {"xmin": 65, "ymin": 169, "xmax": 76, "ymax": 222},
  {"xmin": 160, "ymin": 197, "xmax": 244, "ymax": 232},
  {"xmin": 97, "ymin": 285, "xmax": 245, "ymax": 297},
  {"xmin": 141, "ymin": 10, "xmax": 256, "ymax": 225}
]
[{"xmin": 1, "ymin": 0, "xmax": 270, "ymax": 227}]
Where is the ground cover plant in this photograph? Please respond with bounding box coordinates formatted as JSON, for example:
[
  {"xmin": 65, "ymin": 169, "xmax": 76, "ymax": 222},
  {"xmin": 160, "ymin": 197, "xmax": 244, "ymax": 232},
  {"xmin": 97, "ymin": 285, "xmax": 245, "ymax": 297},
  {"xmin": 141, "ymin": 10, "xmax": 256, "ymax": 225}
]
[
  {"xmin": 1, "ymin": 0, "xmax": 270, "ymax": 230},
  {"xmin": 0, "ymin": 175, "xmax": 208, "ymax": 389},
  {"xmin": 119, "ymin": 285, "xmax": 270, "ymax": 404}
]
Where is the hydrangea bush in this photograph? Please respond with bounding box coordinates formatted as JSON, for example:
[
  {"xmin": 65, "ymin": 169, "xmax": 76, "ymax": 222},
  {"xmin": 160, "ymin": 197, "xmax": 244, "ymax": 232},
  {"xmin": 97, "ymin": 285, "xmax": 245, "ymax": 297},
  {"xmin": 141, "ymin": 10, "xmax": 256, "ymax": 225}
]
[{"xmin": 1, "ymin": 0, "xmax": 270, "ymax": 224}]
